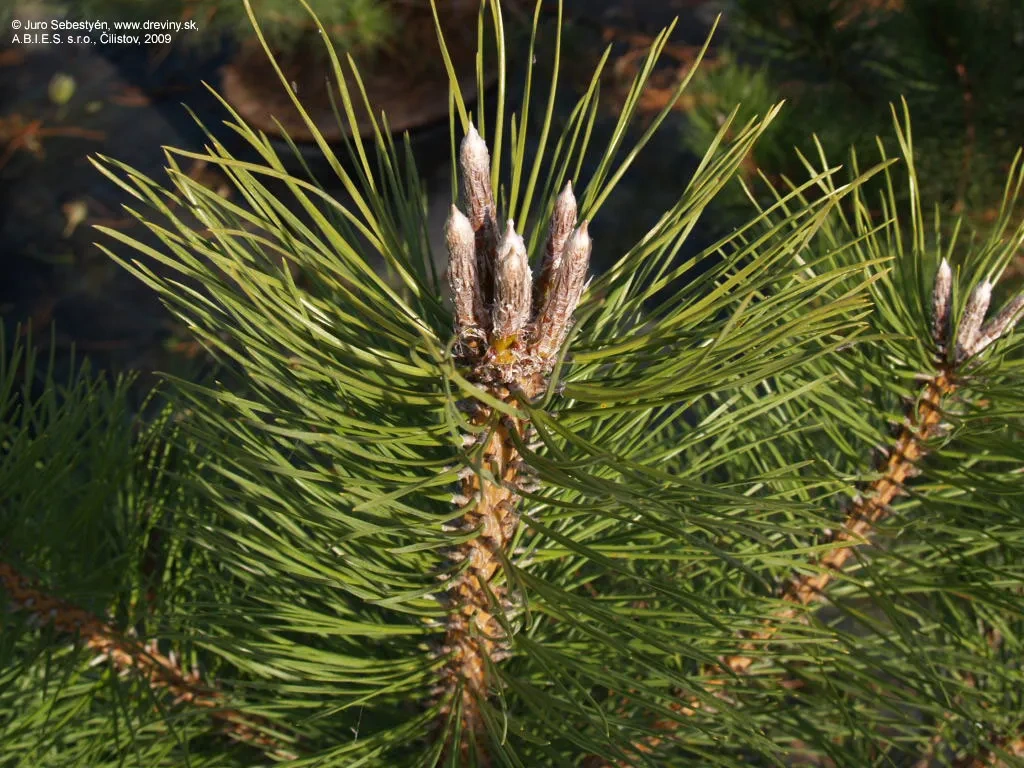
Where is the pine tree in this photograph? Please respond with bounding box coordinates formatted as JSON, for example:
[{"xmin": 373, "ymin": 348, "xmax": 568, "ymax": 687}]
[{"xmin": 3, "ymin": 1, "xmax": 1024, "ymax": 765}]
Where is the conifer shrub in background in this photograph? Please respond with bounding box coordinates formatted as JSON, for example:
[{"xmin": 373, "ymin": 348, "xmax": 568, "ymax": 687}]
[
  {"xmin": 3, "ymin": 1, "xmax": 1024, "ymax": 765},
  {"xmin": 682, "ymin": 0, "xmax": 1024, "ymax": 240}
]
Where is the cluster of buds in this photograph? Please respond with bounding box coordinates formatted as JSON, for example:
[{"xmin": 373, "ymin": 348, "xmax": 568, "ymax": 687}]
[
  {"xmin": 931, "ymin": 259, "xmax": 1024, "ymax": 362},
  {"xmin": 446, "ymin": 124, "xmax": 592, "ymax": 385}
]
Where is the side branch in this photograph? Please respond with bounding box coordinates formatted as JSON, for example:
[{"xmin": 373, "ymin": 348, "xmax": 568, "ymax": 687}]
[
  {"xmin": 585, "ymin": 371, "xmax": 957, "ymax": 768},
  {"xmin": 724, "ymin": 370, "xmax": 956, "ymax": 673},
  {"xmin": 0, "ymin": 561, "xmax": 296, "ymax": 760},
  {"xmin": 594, "ymin": 271, "xmax": 1024, "ymax": 765}
]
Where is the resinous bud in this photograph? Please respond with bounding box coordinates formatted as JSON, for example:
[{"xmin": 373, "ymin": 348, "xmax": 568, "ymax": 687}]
[
  {"xmin": 491, "ymin": 220, "xmax": 532, "ymax": 345},
  {"xmin": 955, "ymin": 281, "xmax": 992, "ymax": 361},
  {"xmin": 931, "ymin": 259, "xmax": 952, "ymax": 349},
  {"xmin": 974, "ymin": 293, "xmax": 1024, "ymax": 355},
  {"xmin": 533, "ymin": 221, "xmax": 592, "ymax": 360},
  {"xmin": 459, "ymin": 124, "xmax": 496, "ymax": 231},
  {"xmin": 459, "ymin": 124, "xmax": 499, "ymax": 303},
  {"xmin": 534, "ymin": 180, "xmax": 578, "ymax": 309},
  {"xmin": 445, "ymin": 205, "xmax": 486, "ymax": 332}
]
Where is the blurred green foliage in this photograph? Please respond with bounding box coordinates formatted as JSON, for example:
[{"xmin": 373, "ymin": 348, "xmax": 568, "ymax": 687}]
[
  {"xmin": 684, "ymin": 0, "xmax": 1024, "ymax": 231},
  {"xmin": 40, "ymin": 0, "xmax": 396, "ymax": 56}
]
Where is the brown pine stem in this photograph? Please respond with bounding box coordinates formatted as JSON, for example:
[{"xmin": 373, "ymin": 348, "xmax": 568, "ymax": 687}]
[
  {"xmin": 0, "ymin": 561, "xmax": 296, "ymax": 760},
  {"xmin": 723, "ymin": 369, "xmax": 956, "ymax": 674},
  {"xmin": 437, "ymin": 384, "xmax": 540, "ymax": 764},
  {"xmin": 586, "ymin": 370, "xmax": 958, "ymax": 768}
]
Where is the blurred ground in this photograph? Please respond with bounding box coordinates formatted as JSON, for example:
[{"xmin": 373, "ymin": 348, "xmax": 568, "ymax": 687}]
[{"xmin": 0, "ymin": 0, "xmax": 726, "ymax": 382}]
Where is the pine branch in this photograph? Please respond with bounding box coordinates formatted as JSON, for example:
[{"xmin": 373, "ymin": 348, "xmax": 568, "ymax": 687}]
[
  {"xmin": 436, "ymin": 124, "xmax": 590, "ymax": 761},
  {"xmin": 721, "ymin": 368, "xmax": 954, "ymax": 675},
  {"xmin": 584, "ymin": 367, "xmax": 956, "ymax": 765},
  {"xmin": 0, "ymin": 560, "xmax": 297, "ymax": 760},
  {"xmin": 706, "ymin": 262, "xmax": 1023, "ymax": 704},
  {"xmin": 66, "ymin": 3, "xmax": 1021, "ymax": 760},
  {"xmin": 587, "ymin": 259, "xmax": 1024, "ymax": 766}
]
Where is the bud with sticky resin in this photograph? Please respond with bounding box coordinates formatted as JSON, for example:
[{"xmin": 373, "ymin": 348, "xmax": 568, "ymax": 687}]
[
  {"xmin": 534, "ymin": 180, "xmax": 577, "ymax": 310},
  {"xmin": 445, "ymin": 205, "xmax": 486, "ymax": 334},
  {"xmin": 533, "ymin": 221, "xmax": 592, "ymax": 360},
  {"xmin": 931, "ymin": 259, "xmax": 952, "ymax": 350},
  {"xmin": 459, "ymin": 124, "xmax": 499, "ymax": 304},
  {"xmin": 955, "ymin": 281, "xmax": 992, "ymax": 362},
  {"xmin": 973, "ymin": 293, "xmax": 1024, "ymax": 356},
  {"xmin": 491, "ymin": 220, "xmax": 532, "ymax": 353}
]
